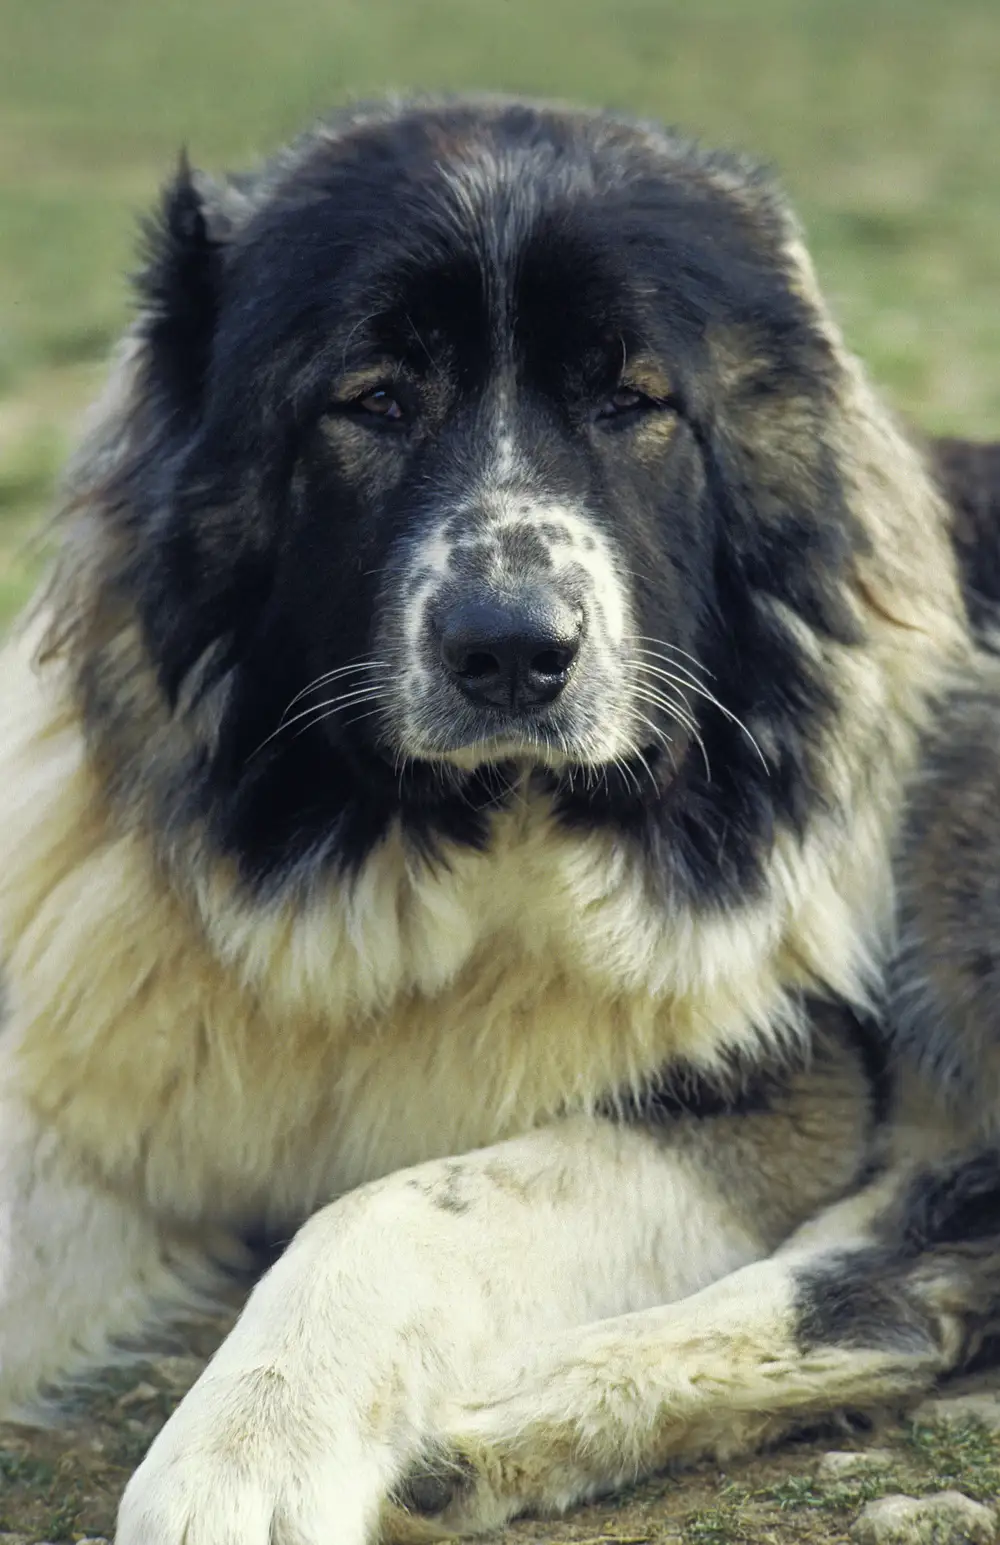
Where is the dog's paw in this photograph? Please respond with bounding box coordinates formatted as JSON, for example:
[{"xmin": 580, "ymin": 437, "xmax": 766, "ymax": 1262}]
[
  {"xmin": 393, "ymin": 1451, "xmax": 515, "ymax": 1535},
  {"xmin": 115, "ymin": 1366, "xmax": 385, "ymax": 1545},
  {"xmin": 393, "ymin": 1353, "xmax": 647, "ymax": 1537},
  {"xmin": 392, "ymin": 1403, "xmax": 589, "ymax": 1536}
]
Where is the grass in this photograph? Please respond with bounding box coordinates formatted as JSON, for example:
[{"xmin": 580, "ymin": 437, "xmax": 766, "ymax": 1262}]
[
  {"xmin": 1, "ymin": 0, "xmax": 1000, "ymax": 623},
  {"xmin": 679, "ymin": 1415, "xmax": 1000, "ymax": 1543},
  {"xmin": 0, "ymin": 1447, "xmax": 84, "ymax": 1540}
]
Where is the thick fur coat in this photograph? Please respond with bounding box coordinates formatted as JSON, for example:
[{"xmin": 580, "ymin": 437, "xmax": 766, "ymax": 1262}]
[{"xmin": 0, "ymin": 97, "xmax": 998, "ymax": 1543}]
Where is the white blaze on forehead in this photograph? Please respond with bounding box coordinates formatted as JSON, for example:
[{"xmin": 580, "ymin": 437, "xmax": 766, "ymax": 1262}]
[
  {"xmin": 495, "ymin": 431, "xmax": 517, "ymax": 483},
  {"xmin": 485, "ymin": 382, "xmax": 520, "ymax": 484},
  {"xmin": 438, "ymin": 149, "xmax": 513, "ymax": 238}
]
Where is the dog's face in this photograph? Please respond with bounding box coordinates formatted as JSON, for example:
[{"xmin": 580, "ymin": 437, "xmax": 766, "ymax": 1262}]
[
  {"xmin": 317, "ymin": 188, "xmax": 709, "ymax": 778},
  {"xmin": 282, "ymin": 177, "xmax": 680, "ymax": 778},
  {"xmin": 111, "ymin": 99, "xmax": 861, "ymax": 886}
]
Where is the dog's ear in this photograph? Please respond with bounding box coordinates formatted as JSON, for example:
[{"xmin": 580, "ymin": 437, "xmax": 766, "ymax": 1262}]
[
  {"xmin": 122, "ymin": 158, "xmax": 264, "ymax": 697},
  {"xmin": 133, "ymin": 153, "xmax": 245, "ymax": 425}
]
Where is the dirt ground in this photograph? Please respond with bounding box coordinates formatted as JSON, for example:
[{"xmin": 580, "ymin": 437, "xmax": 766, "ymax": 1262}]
[{"xmin": 1, "ymin": 1316, "xmax": 997, "ymax": 1545}]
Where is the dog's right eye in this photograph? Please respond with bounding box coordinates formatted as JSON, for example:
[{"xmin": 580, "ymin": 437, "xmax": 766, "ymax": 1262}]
[{"xmin": 353, "ymin": 388, "xmax": 404, "ymax": 422}]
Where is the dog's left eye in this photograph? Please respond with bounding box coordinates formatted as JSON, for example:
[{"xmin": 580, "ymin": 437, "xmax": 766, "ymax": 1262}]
[
  {"xmin": 327, "ymin": 385, "xmax": 407, "ymax": 426},
  {"xmin": 596, "ymin": 386, "xmax": 654, "ymax": 420}
]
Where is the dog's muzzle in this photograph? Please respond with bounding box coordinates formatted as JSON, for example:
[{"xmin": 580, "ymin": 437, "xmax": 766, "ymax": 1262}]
[{"xmin": 382, "ymin": 498, "xmax": 635, "ymax": 768}]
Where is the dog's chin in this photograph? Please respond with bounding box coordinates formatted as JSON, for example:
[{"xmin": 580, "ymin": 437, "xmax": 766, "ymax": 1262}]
[
  {"xmin": 378, "ymin": 707, "xmax": 587, "ymax": 775},
  {"xmin": 380, "ymin": 721, "xmax": 672, "ymax": 789},
  {"xmin": 395, "ymin": 733, "xmax": 577, "ymax": 776}
]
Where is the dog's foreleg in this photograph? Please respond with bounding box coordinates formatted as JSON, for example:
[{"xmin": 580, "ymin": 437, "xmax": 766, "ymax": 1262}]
[
  {"xmin": 418, "ymin": 1149, "xmax": 1000, "ymax": 1533},
  {"xmin": 117, "ymin": 1045, "xmax": 872, "ymax": 1545}
]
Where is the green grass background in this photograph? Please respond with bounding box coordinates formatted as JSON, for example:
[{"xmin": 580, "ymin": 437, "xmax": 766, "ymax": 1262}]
[{"xmin": 2, "ymin": 0, "xmax": 999, "ymax": 620}]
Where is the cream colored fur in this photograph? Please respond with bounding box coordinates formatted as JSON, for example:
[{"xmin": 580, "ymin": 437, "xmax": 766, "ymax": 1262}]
[{"xmin": 0, "ymin": 149, "xmax": 976, "ymax": 1542}]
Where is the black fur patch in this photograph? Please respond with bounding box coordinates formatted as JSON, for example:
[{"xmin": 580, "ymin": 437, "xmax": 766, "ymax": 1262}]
[
  {"xmin": 889, "ymin": 1150, "xmax": 1000, "ymax": 1254},
  {"xmin": 601, "ymin": 1054, "xmax": 788, "ymax": 1124},
  {"xmin": 795, "ymin": 1246, "xmax": 944, "ymax": 1356},
  {"xmin": 796, "ymin": 1151, "xmax": 1000, "ymax": 1357},
  {"xmin": 838, "ymin": 1007, "xmax": 894, "ymax": 1130},
  {"xmin": 404, "ymin": 1163, "xmax": 474, "ymax": 1216},
  {"xmin": 134, "ymin": 154, "xmax": 225, "ymax": 425},
  {"xmin": 606, "ymin": 1000, "xmax": 891, "ymax": 1130},
  {"xmin": 930, "ymin": 437, "xmax": 1000, "ymax": 635},
  {"xmin": 888, "ymin": 681, "xmax": 1000, "ymax": 1114}
]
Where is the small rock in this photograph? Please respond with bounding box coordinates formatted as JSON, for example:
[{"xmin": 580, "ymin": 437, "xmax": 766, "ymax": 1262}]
[
  {"xmin": 912, "ymin": 1393, "xmax": 1000, "ymax": 1434},
  {"xmin": 851, "ymin": 1490, "xmax": 997, "ymax": 1544},
  {"xmin": 818, "ymin": 1447, "xmax": 896, "ymax": 1479},
  {"xmin": 0, "ymin": 1533, "xmax": 31, "ymax": 1545},
  {"xmin": 117, "ymin": 1379, "xmax": 160, "ymax": 1409}
]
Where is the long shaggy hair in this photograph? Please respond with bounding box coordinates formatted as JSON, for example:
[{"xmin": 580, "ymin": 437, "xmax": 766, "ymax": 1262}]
[{"xmin": 1, "ymin": 97, "xmax": 998, "ymax": 1545}]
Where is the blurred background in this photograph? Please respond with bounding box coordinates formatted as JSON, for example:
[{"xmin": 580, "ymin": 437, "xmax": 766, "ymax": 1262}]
[{"xmin": 2, "ymin": 0, "xmax": 998, "ymax": 622}]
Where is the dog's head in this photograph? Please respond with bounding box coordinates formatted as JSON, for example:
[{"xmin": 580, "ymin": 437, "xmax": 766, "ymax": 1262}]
[{"xmin": 58, "ymin": 97, "xmax": 954, "ymax": 895}]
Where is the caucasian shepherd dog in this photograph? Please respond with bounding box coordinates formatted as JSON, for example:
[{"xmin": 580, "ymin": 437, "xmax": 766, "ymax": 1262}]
[{"xmin": 1, "ymin": 96, "xmax": 1000, "ymax": 1544}]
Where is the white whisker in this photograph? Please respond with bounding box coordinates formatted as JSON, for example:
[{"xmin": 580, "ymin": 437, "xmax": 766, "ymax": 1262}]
[
  {"xmin": 288, "ymin": 703, "xmax": 385, "ymax": 745},
  {"xmin": 280, "ymin": 660, "xmax": 392, "ymax": 720},
  {"xmin": 625, "ymin": 633, "xmax": 715, "ymax": 678},
  {"xmin": 631, "ymin": 683, "xmax": 712, "ymax": 783},
  {"xmin": 631, "ymin": 683, "xmax": 699, "ymax": 739},
  {"xmin": 248, "ymin": 683, "xmax": 387, "ymax": 762},
  {"xmin": 611, "ymin": 753, "xmax": 642, "ymax": 797},
  {"xmin": 633, "ymin": 643, "xmax": 768, "ymax": 772}
]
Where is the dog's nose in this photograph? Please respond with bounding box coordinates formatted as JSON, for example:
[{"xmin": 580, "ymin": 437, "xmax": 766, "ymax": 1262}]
[{"xmin": 438, "ymin": 592, "xmax": 583, "ymax": 709}]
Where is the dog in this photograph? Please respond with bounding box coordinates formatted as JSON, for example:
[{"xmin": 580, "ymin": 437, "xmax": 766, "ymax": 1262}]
[{"xmin": 1, "ymin": 95, "xmax": 999, "ymax": 1545}]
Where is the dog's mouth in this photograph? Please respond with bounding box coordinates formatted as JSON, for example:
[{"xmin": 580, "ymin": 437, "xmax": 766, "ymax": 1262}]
[
  {"xmin": 375, "ymin": 696, "xmax": 675, "ymax": 791},
  {"xmin": 374, "ymin": 643, "xmax": 690, "ymax": 785},
  {"xmin": 382, "ymin": 712, "xmax": 583, "ymax": 773}
]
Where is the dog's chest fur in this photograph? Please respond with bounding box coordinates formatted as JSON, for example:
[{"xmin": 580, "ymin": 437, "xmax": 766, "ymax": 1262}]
[
  {"xmin": 0, "ymin": 635, "xmax": 825, "ymax": 1230},
  {"xmin": 2, "ymin": 600, "xmax": 900, "ymax": 1242}
]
